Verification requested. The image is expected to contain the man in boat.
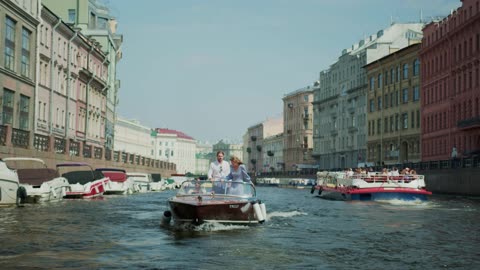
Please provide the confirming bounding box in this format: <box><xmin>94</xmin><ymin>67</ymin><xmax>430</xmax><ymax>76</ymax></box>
<box><xmin>208</xmin><ymin>151</ymin><xmax>230</xmax><ymax>193</ymax></box>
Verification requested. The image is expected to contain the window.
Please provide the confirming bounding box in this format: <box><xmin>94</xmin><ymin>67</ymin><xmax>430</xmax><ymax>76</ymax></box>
<box><xmin>403</xmin><ymin>64</ymin><xmax>409</xmax><ymax>79</ymax></box>
<box><xmin>68</xmin><ymin>9</ymin><xmax>76</xmax><ymax>23</ymax></box>
<box><xmin>21</xmin><ymin>28</ymin><xmax>31</xmax><ymax>77</ymax></box>
<box><xmin>411</xmin><ymin>111</ymin><xmax>415</xmax><ymax>129</ymax></box>
<box><xmin>377</xmin><ymin>97</ymin><xmax>382</xmax><ymax>110</ymax></box>
<box><xmin>413</xmin><ymin>86</ymin><xmax>420</xmax><ymax>101</ymax></box>
<box><xmin>403</xmin><ymin>88</ymin><xmax>409</xmax><ymax>103</ymax></box>
<box><xmin>390</xmin><ymin>68</ymin><xmax>394</xmax><ymax>83</ymax></box>
<box><xmin>395</xmin><ymin>114</ymin><xmax>399</xmax><ymax>131</ymax></box>
<box><xmin>413</xmin><ymin>59</ymin><xmax>420</xmax><ymax>76</ymax></box>
<box><xmin>4</xmin><ymin>16</ymin><xmax>16</xmax><ymax>71</ymax></box>
<box><xmin>377</xmin><ymin>119</ymin><xmax>381</xmax><ymax>134</ymax></box>
<box><xmin>397</xmin><ymin>66</ymin><xmax>400</xmax><ymax>82</ymax></box>
<box><xmin>304</xmin><ymin>95</ymin><xmax>308</xmax><ymax>102</ymax></box>
<box><xmin>378</xmin><ymin>73</ymin><xmax>382</xmax><ymax>88</ymax></box>
<box><xmin>89</xmin><ymin>12</ymin><xmax>96</xmax><ymax>29</ymax></box>
<box><xmin>390</xmin><ymin>116</ymin><xmax>394</xmax><ymax>132</ymax></box>
<box><xmin>384</xmin><ymin>118</ymin><xmax>388</xmax><ymax>133</ymax></box>
<box><xmin>19</xmin><ymin>95</ymin><xmax>30</xmax><ymax>130</ymax></box>
<box><xmin>402</xmin><ymin>113</ymin><xmax>408</xmax><ymax>129</ymax></box>
<box><xmin>369</xmin><ymin>99</ymin><xmax>374</xmax><ymax>112</ymax></box>
<box><xmin>159</xmin><ymin>150</ymin><xmax>162</xmax><ymax>156</ymax></box>
<box><xmin>370</xmin><ymin>77</ymin><xmax>374</xmax><ymax>90</ymax></box>
<box><xmin>98</xmin><ymin>17</ymin><xmax>108</xmax><ymax>29</ymax></box>
<box><xmin>2</xmin><ymin>89</ymin><xmax>14</xmax><ymax>125</ymax></box>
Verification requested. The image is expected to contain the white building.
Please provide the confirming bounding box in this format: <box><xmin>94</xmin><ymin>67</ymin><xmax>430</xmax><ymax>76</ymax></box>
<box><xmin>313</xmin><ymin>23</ymin><xmax>424</xmax><ymax>170</ymax></box>
<box><xmin>213</xmin><ymin>140</ymin><xmax>243</xmax><ymax>162</ymax></box>
<box><xmin>154</xmin><ymin>128</ymin><xmax>196</xmax><ymax>174</ymax></box>
<box><xmin>114</xmin><ymin>117</ymin><xmax>154</xmax><ymax>158</ymax></box>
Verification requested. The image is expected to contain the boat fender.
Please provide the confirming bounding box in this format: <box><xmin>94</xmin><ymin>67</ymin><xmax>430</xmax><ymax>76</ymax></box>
<box><xmin>161</xmin><ymin>211</ymin><xmax>172</xmax><ymax>226</ymax></box>
<box><xmin>16</xmin><ymin>186</ymin><xmax>27</xmax><ymax>206</ymax></box>
<box><xmin>252</xmin><ymin>201</ymin><xmax>265</xmax><ymax>223</ymax></box>
<box><xmin>259</xmin><ymin>201</ymin><xmax>267</xmax><ymax>221</ymax></box>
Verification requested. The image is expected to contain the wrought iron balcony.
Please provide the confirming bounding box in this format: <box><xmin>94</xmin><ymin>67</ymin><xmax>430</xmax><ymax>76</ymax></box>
<box><xmin>457</xmin><ymin>117</ymin><xmax>480</xmax><ymax>130</ymax></box>
<box><xmin>267</xmin><ymin>150</ymin><xmax>274</xmax><ymax>156</ymax></box>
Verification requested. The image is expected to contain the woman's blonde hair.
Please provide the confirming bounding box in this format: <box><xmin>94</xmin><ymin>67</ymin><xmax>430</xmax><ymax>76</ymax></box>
<box><xmin>230</xmin><ymin>155</ymin><xmax>243</xmax><ymax>165</ymax></box>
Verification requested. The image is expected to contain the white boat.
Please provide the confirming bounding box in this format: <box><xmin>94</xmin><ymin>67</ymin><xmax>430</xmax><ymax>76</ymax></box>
<box><xmin>126</xmin><ymin>172</ymin><xmax>152</xmax><ymax>193</ymax></box>
<box><xmin>0</xmin><ymin>159</ymin><xmax>20</xmax><ymax>206</ymax></box>
<box><xmin>57</xmin><ymin>162</ymin><xmax>110</xmax><ymax>199</ymax></box>
<box><xmin>4</xmin><ymin>158</ymin><xmax>70</xmax><ymax>203</ymax></box>
<box><xmin>150</xmin><ymin>178</ymin><xmax>165</xmax><ymax>191</ymax></box>
<box><xmin>96</xmin><ymin>168</ymin><xmax>134</xmax><ymax>195</ymax></box>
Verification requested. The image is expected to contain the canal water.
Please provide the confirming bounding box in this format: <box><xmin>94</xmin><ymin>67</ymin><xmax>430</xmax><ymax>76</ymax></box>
<box><xmin>0</xmin><ymin>187</ymin><xmax>479</xmax><ymax>269</ymax></box>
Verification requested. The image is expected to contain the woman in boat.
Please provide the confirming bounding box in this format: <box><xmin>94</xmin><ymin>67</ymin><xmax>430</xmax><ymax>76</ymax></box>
<box><xmin>225</xmin><ymin>156</ymin><xmax>252</xmax><ymax>195</ymax></box>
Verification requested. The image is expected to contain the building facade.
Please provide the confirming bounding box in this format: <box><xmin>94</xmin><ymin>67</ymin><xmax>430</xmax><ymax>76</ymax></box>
<box><xmin>420</xmin><ymin>0</ymin><xmax>480</xmax><ymax>161</ymax></box>
<box><xmin>154</xmin><ymin>128</ymin><xmax>196</xmax><ymax>174</ymax></box>
<box><xmin>245</xmin><ymin>116</ymin><xmax>283</xmax><ymax>174</ymax></box>
<box><xmin>0</xmin><ymin>0</ymin><xmax>40</xmax><ymax>136</ymax></box>
<box><xmin>283</xmin><ymin>86</ymin><xmax>314</xmax><ymax>170</ymax></box>
<box><xmin>195</xmin><ymin>141</ymin><xmax>212</xmax><ymax>175</ymax></box>
<box><xmin>43</xmin><ymin>0</ymin><xmax>123</xmax><ymax>152</ymax></box>
<box><xmin>313</xmin><ymin>23</ymin><xmax>423</xmax><ymax>170</ymax></box>
<box><xmin>365</xmin><ymin>43</ymin><xmax>422</xmax><ymax>165</ymax></box>
<box><xmin>262</xmin><ymin>133</ymin><xmax>284</xmax><ymax>172</ymax></box>
<box><xmin>114</xmin><ymin>117</ymin><xmax>154</xmax><ymax>158</ymax></box>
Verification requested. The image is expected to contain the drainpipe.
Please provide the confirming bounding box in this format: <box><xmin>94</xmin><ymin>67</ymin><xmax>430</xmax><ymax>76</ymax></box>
<box><xmin>111</xmin><ymin>46</ymin><xmax>122</xmax><ymax>150</ymax></box>
<box><xmin>100</xmin><ymin>53</ymin><xmax>109</xmax><ymax>146</ymax></box>
<box><xmin>85</xmin><ymin>44</ymin><xmax>95</xmax><ymax>141</ymax></box>
<box><xmin>34</xmin><ymin>4</ymin><xmax>43</xmax><ymax>134</ymax></box>
<box><xmin>49</xmin><ymin>19</ymin><xmax>62</xmax><ymax>135</ymax></box>
<box><xmin>65</xmin><ymin>30</ymin><xmax>78</xmax><ymax>139</ymax></box>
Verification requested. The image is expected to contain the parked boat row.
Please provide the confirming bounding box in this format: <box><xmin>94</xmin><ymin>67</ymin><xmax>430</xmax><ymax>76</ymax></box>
<box><xmin>0</xmin><ymin>158</ymin><xmax>174</xmax><ymax>207</ymax></box>
<box><xmin>312</xmin><ymin>171</ymin><xmax>432</xmax><ymax>201</ymax></box>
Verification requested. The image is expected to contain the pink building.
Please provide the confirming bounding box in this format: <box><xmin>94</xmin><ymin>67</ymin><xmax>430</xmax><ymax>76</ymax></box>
<box><xmin>420</xmin><ymin>0</ymin><xmax>480</xmax><ymax>161</ymax></box>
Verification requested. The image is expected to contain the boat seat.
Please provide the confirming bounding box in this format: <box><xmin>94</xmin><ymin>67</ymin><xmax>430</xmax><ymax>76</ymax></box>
<box><xmin>16</xmin><ymin>168</ymin><xmax>59</xmax><ymax>186</ymax></box>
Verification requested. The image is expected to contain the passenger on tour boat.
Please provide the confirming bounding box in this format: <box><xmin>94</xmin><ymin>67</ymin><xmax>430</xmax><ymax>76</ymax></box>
<box><xmin>208</xmin><ymin>151</ymin><xmax>230</xmax><ymax>181</ymax></box>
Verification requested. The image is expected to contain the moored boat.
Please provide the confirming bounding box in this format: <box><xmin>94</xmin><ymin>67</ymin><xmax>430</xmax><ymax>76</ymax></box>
<box><xmin>58</xmin><ymin>162</ymin><xmax>110</xmax><ymax>199</ymax></box>
<box><xmin>164</xmin><ymin>179</ymin><xmax>267</xmax><ymax>225</ymax></box>
<box><xmin>255</xmin><ymin>177</ymin><xmax>280</xmax><ymax>187</ymax></box>
<box><xmin>96</xmin><ymin>168</ymin><xmax>134</xmax><ymax>195</ymax></box>
<box><xmin>4</xmin><ymin>158</ymin><xmax>70</xmax><ymax>203</ymax></box>
<box><xmin>126</xmin><ymin>172</ymin><xmax>152</xmax><ymax>193</ymax></box>
<box><xmin>313</xmin><ymin>171</ymin><xmax>432</xmax><ymax>201</ymax></box>
<box><xmin>0</xmin><ymin>159</ymin><xmax>20</xmax><ymax>206</ymax></box>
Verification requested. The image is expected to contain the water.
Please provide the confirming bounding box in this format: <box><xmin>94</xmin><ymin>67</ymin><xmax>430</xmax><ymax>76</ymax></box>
<box><xmin>1</xmin><ymin>188</ymin><xmax>479</xmax><ymax>269</ymax></box>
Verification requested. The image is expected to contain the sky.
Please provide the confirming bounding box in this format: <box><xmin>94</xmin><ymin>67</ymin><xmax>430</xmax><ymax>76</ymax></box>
<box><xmin>106</xmin><ymin>0</ymin><xmax>461</xmax><ymax>143</ymax></box>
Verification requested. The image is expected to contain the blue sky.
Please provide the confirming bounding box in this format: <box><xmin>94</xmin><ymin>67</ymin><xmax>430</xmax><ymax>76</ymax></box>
<box><xmin>107</xmin><ymin>0</ymin><xmax>460</xmax><ymax>143</ymax></box>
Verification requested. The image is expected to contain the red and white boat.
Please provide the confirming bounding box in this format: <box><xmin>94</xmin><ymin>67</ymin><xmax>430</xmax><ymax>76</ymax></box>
<box><xmin>57</xmin><ymin>162</ymin><xmax>109</xmax><ymax>199</ymax></box>
<box><xmin>4</xmin><ymin>158</ymin><xmax>70</xmax><ymax>203</ymax></box>
<box><xmin>313</xmin><ymin>171</ymin><xmax>432</xmax><ymax>201</ymax></box>
<box><xmin>96</xmin><ymin>168</ymin><xmax>134</xmax><ymax>195</ymax></box>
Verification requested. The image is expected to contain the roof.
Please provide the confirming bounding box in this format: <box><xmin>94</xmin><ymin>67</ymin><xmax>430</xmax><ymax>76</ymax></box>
<box><xmin>155</xmin><ymin>128</ymin><xmax>195</xmax><ymax>140</ymax></box>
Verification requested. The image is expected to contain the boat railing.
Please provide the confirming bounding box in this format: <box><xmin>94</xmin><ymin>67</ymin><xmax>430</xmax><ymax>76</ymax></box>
<box><xmin>177</xmin><ymin>180</ymin><xmax>256</xmax><ymax>198</ymax></box>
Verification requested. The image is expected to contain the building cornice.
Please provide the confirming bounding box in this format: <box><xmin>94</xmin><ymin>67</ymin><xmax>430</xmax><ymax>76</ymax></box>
<box><xmin>4</xmin><ymin>0</ymin><xmax>40</xmax><ymax>26</ymax></box>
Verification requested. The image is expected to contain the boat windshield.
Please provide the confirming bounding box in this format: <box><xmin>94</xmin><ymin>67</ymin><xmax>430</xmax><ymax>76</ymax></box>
<box><xmin>177</xmin><ymin>180</ymin><xmax>256</xmax><ymax>198</ymax></box>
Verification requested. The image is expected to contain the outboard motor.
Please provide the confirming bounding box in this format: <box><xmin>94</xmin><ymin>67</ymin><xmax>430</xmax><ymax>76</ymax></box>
<box><xmin>161</xmin><ymin>210</ymin><xmax>172</xmax><ymax>226</ymax></box>
<box><xmin>16</xmin><ymin>186</ymin><xmax>27</xmax><ymax>206</ymax></box>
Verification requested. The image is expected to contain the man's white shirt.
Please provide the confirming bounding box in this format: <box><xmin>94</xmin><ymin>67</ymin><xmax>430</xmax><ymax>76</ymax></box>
<box><xmin>208</xmin><ymin>160</ymin><xmax>231</xmax><ymax>179</ymax></box>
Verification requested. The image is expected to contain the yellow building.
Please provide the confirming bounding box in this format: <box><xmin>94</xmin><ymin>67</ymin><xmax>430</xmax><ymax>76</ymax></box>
<box><xmin>364</xmin><ymin>43</ymin><xmax>422</xmax><ymax>165</ymax></box>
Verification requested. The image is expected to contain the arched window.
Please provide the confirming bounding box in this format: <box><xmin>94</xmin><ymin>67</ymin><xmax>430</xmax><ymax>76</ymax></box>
<box><xmin>413</xmin><ymin>59</ymin><xmax>420</xmax><ymax>76</ymax></box>
<box><xmin>403</xmin><ymin>63</ymin><xmax>409</xmax><ymax>79</ymax></box>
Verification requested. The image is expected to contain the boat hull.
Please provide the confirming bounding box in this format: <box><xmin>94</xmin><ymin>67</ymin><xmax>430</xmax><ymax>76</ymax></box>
<box><xmin>318</xmin><ymin>186</ymin><xmax>431</xmax><ymax>201</ymax></box>
<box><xmin>168</xmin><ymin>197</ymin><xmax>260</xmax><ymax>225</ymax></box>
<box><xmin>0</xmin><ymin>179</ymin><xmax>19</xmax><ymax>206</ymax></box>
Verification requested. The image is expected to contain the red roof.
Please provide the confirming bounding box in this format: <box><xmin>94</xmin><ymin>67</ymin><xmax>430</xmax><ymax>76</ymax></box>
<box><xmin>156</xmin><ymin>128</ymin><xmax>195</xmax><ymax>140</ymax></box>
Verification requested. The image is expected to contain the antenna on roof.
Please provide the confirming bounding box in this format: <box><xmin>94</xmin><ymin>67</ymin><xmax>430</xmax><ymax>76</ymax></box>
<box><xmin>420</xmin><ymin>9</ymin><xmax>423</xmax><ymax>23</ymax></box>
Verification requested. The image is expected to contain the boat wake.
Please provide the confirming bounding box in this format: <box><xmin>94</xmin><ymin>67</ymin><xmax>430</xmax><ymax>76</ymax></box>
<box><xmin>376</xmin><ymin>198</ymin><xmax>433</xmax><ymax>208</ymax></box>
<box><xmin>267</xmin><ymin>210</ymin><xmax>307</xmax><ymax>219</ymax></box>
<box><xmin>172</xmin><ymin>222</ymin><xmax>251</xmax><ymax>232</ymax></box>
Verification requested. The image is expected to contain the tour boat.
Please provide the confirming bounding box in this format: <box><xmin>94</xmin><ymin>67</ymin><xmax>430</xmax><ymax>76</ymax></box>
<box><xmin>57</xmin><ymin>162</ymin><xmax>110</xmax><ymax>199</ymax></box>
<box><xmin>313</xmin><ymin>171</ymin><xmax>432</xmax><ymax>201</ymax></box>
<box><xmin>126</xmin><ymin>172</ymin><xmax>152</xmax><ymax>193</ymax></box>
<box><xmin>96</xmin><ymin>168</ymin><xmax>134</xmax><ymax>195</ymax></box>
<box><xmin>163</xmin><ymin>179</ymin><xmax>267</xmax><ymax>225</ymax></box>
<box><xmin>3</xmin><ymin>158</ymin><xmax>70</xmax><ymax>203</ymax></box>
<box><xmin>255</xmin><ymin>177</ymin><xmax>280</xmax><ymax>187</ymax></box>
<box><xmin>0</xmin><ymin>159</ymin><xmax>20</xmax><ymax>206</ymax></box>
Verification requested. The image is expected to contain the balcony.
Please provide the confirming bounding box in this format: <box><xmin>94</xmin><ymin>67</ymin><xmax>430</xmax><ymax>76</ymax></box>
<box><xmin>457</xmin><ymin>117</ymin><xmax>480</xmax><ymax>130</ymax></box>
<box><xmin>246</xmin><ymin>147</ymin><xmax>252</xmax><ymax>153</ymax></box>
<box><xmin>256</xmin><ymin>145</ymin><xmax>262</xmax><ymax>152</ymax></box>
<box><xmin>267</xmin><ymin>150</ymin><xmax>274</xmax><ymax>157</ymax></box>
<box><xmin>251</xmin><ymin>135</ymin><xmax>257</xmax><ymax>141</ymax></box>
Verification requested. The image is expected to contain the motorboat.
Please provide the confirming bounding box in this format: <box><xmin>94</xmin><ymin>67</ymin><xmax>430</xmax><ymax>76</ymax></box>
<box><xmin>313</xmin><ymin>171</ymin><xmax>432</xmax><ymax>201</ymax></box>
<box><xmin>96</xmin><ymin>168</ymin><xmax>134</xmax><ymax>195</ymax></box>
<box><xmin>163</xmin><ymin>179</ymin><xmax>267</xmax><ymax>225</ymax></box>
<box><xmin>126</xmin><ymin>172</ymin><xmax>152</xmax><ymax>193</ymax></box>
<box><xmin>255</xmin><ymin>177</ymin><xmax>280</xmax><ymax>187</ymax></box>
<box><xmin>0</xmin><ymin>159</ymin><xmax>20</xmax><ymax>206</ymax></box>
<box><xmin>279</xmin><ymin>178</ymin><xmax>315</xmax><ymax>189</ymax></box>
<box><xmin>57</xmin><ymin>162</ymin><xmax>110</xmax><ymax>199</ymax></box>
<box><xmin>3</xmin><ymin>158</ymin><xmax>70</xmax><ymax>203</ymax></box>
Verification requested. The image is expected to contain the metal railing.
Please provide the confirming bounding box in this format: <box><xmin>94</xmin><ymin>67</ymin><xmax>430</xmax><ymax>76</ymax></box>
<box><xmin>54</xmin><ymin>137</ymin><xmax>66</xmax><ymax>154</ymax></box>
<box><xmin>34</xmin><ymin>134</ymin><xmax>49</xmax><ymax>151</ymax></box>
<box><xmin>12</xmin><ymin>128</ymin><xmax>29</xmax><ymax>148</ymax></box>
